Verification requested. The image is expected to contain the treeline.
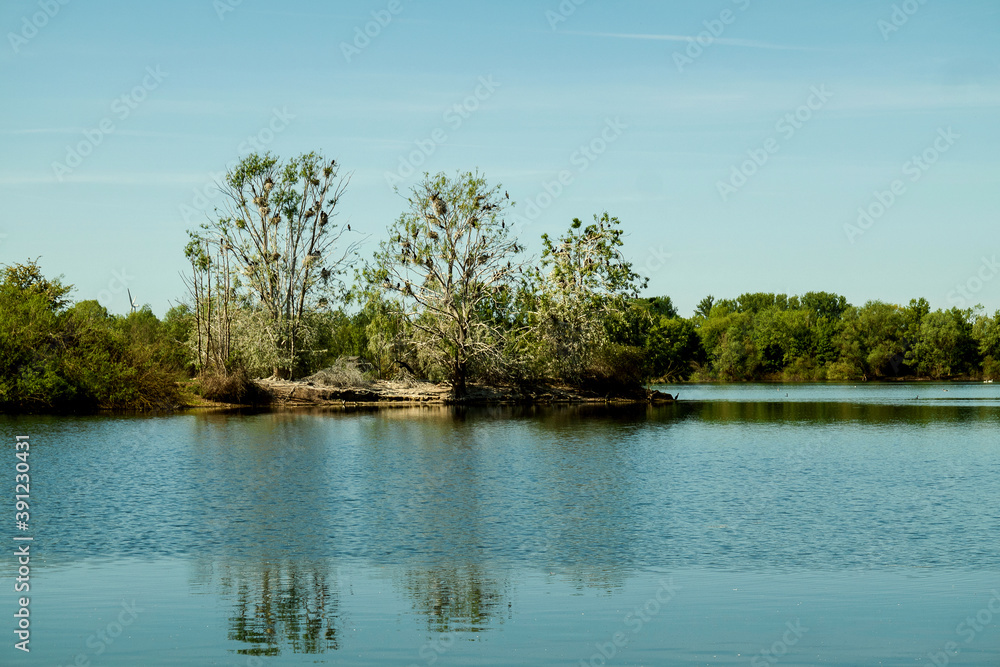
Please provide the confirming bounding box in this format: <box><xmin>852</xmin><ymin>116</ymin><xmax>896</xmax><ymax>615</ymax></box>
<box><xmin>3</xmin><ymin>152</ymin><xmax>997</xmax><ymax>411</ymax></box>
<box><xmin>0</xmin><ymin>261</ymin><xmax>189</xmax><ymax>411</ymax></box>
<box><xmin>685</xmin><ymin>293</ymin><xmax>1000</xmax><ymax>382</ymax></box>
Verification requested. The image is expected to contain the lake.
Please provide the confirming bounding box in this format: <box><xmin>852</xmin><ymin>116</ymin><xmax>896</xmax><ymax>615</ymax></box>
<box><xmin>2</xmin><ymin>383</ymin><xmax>999</xmax><ymax>665</ymax></box>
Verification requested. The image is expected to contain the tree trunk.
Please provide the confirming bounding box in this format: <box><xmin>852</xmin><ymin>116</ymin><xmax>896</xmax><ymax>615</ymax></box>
<box><xmin>452</xmin><ymin>360</ymin><xmax>467</xmax><ymax>399</ymax></box>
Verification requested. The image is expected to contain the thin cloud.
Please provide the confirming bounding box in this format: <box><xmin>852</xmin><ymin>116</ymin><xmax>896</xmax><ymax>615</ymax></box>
<box><xmin>562</xmin><ymin>30</ymin><xmax>812</xmax><ymax>51</ymax></box>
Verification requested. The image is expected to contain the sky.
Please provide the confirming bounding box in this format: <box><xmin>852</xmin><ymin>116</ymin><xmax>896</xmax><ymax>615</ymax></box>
<box><xmin>1</xmin><ymin>0</ymin><xmax>999</xmax><ymax>317</ymax></box>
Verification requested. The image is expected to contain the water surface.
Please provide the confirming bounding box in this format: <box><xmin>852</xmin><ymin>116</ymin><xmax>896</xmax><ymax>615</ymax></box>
<box><xmin>2</xmin><ymin>384</ymin><xmax>998</xmax><ymax>665</ymax></box>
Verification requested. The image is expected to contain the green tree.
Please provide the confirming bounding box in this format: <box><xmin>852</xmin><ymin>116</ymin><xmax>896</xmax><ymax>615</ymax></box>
<box><xmin>800</xmin><ymin>291</ymin><xmax>848</xmax><ymax>320</ymax></box>
<box><xmin>694</xmin><ymin>295</ymin><xmax>715</xmax><ymax>320</ymax></box>
<box><xmin>0</xmin><ymin>261</ymin><xmax>74</xmax><ymax>408</ymax></box>
<box><xmin>187</xmin><ymin>152</ymin><xmax>360</xmax><ymax>378</ymax></box>
<box><xmin>907</xmin><ymin>308</ymin><xmax>976</xmax><ymax>378</ymax></box>
<box><xmin>645</xmin><ymin>316</ymin><xmax>702</xmax><ymax>381</ymax></box>
<box><xmin>0</xmin><ymin>262</ymin><xmax>181</xmax><ymax>411</ymax></box>
<box><xmin>974</xmin><ymin>310</ymin><xmax>1000</xmax><ymax>379</ymax></box>
<box><xmin>528</xmin><ymin>213</ymin><xmax>647</xmax><ymax>384</ymax></box>
<box><xmin>833</xmin><ymin>301</ymin><xmax>909</xmax><ymax>379</ymax></box>
<box><xmin>642</xmin><ymin>295</ymin><xmax>678</xmax><ymax>319</ymax></box>
<box><xmin>713</xmin><ymin>312</ymin><xmax>760</xmax><ymax>380</ymax></box>
<box><xmin>366</xmin><ymin>171</ymin><xmax>525</xmax><ymax>396</ymax></box>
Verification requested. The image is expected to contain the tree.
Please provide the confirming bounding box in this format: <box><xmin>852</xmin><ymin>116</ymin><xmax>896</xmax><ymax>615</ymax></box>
<box><xmin>834</xmin><ymin>301</ymin><xmax>909</xmax><ymax>379</ymax></box>
<box><xmin>0</xmin><ymin>261</ymin><xmax>181</xmax><ymax>411</ymax></box>
<box><xmin>366</xmin><ymin>171</ymin><xmax>525</xmax><ymax>397</ymax></box>
<box><xmin>974</xmin><ymin>310</ymin><xmax>1000</xmax><ymax>379</ymax></box>
<box><xmin>908</xmin><ymin>308</ymin><xmax>977</xmax><ymax>378</ymax></box>
<box><xmin>643</xmin><ymin>295</ymin><xmax>678</xmax><ymax>319</ymax></box>
<box><xmin>645</xmin><ymin>316</ymin><xmax>702</xmax><ymax>381</ymax></box>
<box><xmin>529</xmin><ymin>213</ymin><xmax>647</xmax><ymax>384</ymax></box>
<box><xmin>0</xmin><ymin>260</ymin><xmax>74</xmax><ymax>408</ymax></box>
<box><xmin>187</xmin><ymin>152</ymin><xmax>360</xmax><ymax>378</ymax></box>
<box><xmin>694</xmin><ymin>295</ymin><xmax>715</xmax><ymax>320</ymax></box>
<box><xmin>800</xmin><ymin>291</ymin><xmax>848</xmax><ymax>320</ymax></box>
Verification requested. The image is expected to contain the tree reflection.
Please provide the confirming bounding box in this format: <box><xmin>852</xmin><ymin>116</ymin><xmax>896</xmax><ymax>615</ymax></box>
<box><xmin>221</xmin><ymin>560</ymin><xmax>338</xmax><ymax>656</ymax></box>
<box><xmin>395</xmin><ymin>564</ymin><xmax>508</xmax><ymax>634</ymax></box>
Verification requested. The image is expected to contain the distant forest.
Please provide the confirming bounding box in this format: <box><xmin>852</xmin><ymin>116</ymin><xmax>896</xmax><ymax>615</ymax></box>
<box><xmin>2</xmin><ymin>152</ymin><xmax>998</xmax><ymax>412</ymax></box>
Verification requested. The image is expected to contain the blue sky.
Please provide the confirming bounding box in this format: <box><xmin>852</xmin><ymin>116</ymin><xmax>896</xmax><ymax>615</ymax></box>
<box><xmin>2</xmin><ymin>0</ymin><xmax>998</xmax><ymax>316</ymax></box>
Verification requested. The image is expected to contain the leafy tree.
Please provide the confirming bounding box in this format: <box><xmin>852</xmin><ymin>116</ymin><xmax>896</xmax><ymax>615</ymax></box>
<box><xmin>907</xmin><ymin>308</ymin><xmax>977</xmax><ymax>378</ymax></box>
<box><xmin>366</xmin><ymin>171</ymin><xmax>525</xmax><ymax>396</ymax></box>
<box><xmin>735</xmin><ymin>292</ymin><xmax>788</xmax><ymax>314</ymax></box>
<box><xmin>904</xmin><ymin>298</ymin><xmax>931</xmax><ymax>335</ymax></box>
<box><xmin>800</xmin><ymin>291</ymin><xmax>848</xmax><ymax>320</ymax></box>
<box><xmin>833</xmin><ymin>301</ymin><xmax>909</xmax><ymax>379</ymax></box>
<box><xmin>974</xmin><ymin>310</ymin><xmax>1000</xmax><ymax>379</ymax></box>
<box><xmin>645</xmin><ymin>315</ymin><xmax>702</xmax><ymax>381</ymax></box>
<box><xmin>1</xmin><ymin>259</ymin><xmax>72</xmax><ymax>309</ymax></box>
<box><xmin>0</xmin><ymin>261</ymin><xmax>181</xmax><ymax>411</ymax></box>
<box><xmin>642</xmin><ymin>295</ymin><xmax>678</xmax><ymax>320</ymax></box>
<box><xmin>528</xmin><ymin>213</ymin><xmax>647</xmax><ymax>384</ymax></box>
<box><xmin>0</xmin><ymin>261</ymin><xmax>74</xmax><ymax>408</ymax></box>
<box><xmin>712</xmin><ymin>312</ymin><xmax>760</xmax><ymax>380</ymax></box>
<box><xmin>694</xmin><ymin>295</ymin><xmax>715</xmax><ymax>320</ymax></box>
<box><xmin>187</xmin><ymin>152</ymin><xmax>360</xmax><ymax>378</ymax></box>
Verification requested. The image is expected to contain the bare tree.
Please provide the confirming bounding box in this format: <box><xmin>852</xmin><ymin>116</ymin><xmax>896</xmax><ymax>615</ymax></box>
<box><xmin>367</xmin><ymin>171</ymin><xmax>525</xmax><ymax>397</ymax></box>
<box><xmin>182</xmin><ymin>233</ymin><xmax>234</xmax><ymax>372</ymax></box>
<box><xmin>187</xmin><ymin>152</ymin><xmax>360</xmax><ymax>378</ymax></box>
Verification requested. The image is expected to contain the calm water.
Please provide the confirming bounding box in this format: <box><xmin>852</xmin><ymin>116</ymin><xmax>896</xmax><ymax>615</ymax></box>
<box><xmin>2</xmin><ymin>383</ymin><xmax>999</xmax><ymax>665</ymax></box>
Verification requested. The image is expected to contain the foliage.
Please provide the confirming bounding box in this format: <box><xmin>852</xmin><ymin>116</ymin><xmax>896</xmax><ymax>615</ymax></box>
<box><xmin>526</xmin><ymin>213</ymin><xmax>648</xmax><ymax>384</ymax></box>
<box><xmin>0</xmin><ymin>261</ymin><xmax>183</xmax><ymax>411</ymax></box>
<box><xmin>644</xmin><ymin>315</ymin><xmax>702</xmax><ymax>381</ymax></box>
<box><xmin>365</xmin><ymin>171</ymin><xmax>525</xmax><ymax>396</ymax></box>
<box><xmin>835</xmin><ymin>301</ymin><xmax>910</xmax><ymax>379</ymax></box>
<box><xmin>907</xmin><ymin>308</ymin><xmax>977</xmax><ymax>378</ymax></box>
<box><xmin>185</xmin><ymin>151</ymin><xmax>360</xmax><ymax>379</ymax></box>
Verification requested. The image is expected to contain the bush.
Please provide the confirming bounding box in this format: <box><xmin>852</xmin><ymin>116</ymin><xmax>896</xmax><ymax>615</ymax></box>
<box><xmin>580</xmin><ymin>343</ymin><xmax>647</xmax><ymax>397</ymax></box>
<box><xmin>198</xmin><ymin>367</ymin><xmax>271</xmax><ymax>405</ymax></box>
<box><xmin>304</xmin><ymin>357</ymin><xmax>373</xmax><ymax>388</ymax></box>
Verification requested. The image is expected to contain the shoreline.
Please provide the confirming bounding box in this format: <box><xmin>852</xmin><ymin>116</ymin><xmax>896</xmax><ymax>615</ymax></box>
<box><xmin>252</xmin><ymin>378</ymin><xmax>678</xmax><ymax>409</ymax></box>
<box><xmin>7</xmin><ymin>377</ymin><xmax>993</xmax><ymax>415</ymax></box>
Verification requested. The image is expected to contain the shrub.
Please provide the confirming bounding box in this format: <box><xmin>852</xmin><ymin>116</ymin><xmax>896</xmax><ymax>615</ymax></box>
<box><xmin>304</xmin><ymin>357</ymin><xmax>373</xmax><ymax>388</ymax></box>
<box><xmin>198</xmin><ymin>367</ymin><xmax>271</xmax><ymax>405</ymax></box>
